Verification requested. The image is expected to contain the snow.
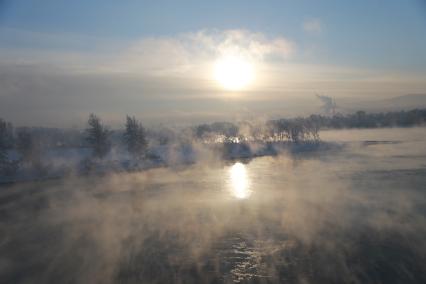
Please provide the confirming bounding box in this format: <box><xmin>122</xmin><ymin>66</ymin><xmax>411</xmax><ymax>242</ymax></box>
<box><xmin>0</xmin><ymin>141</ymin><xmax>336</xmax><ymax>184</ymax></box>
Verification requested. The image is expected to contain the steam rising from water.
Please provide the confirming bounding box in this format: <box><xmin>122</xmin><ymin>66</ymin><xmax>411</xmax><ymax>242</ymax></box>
<box><xmin>0</xmin><ymin>128</ymin><xmax>425</xmax><ymax>283</ymax></box>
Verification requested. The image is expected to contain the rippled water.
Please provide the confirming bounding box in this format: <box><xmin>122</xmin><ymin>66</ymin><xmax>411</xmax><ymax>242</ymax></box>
<box><xmin>0</xmin><ymin>128</ymin><xmax>425</xmax><ymax>283</ymax></box>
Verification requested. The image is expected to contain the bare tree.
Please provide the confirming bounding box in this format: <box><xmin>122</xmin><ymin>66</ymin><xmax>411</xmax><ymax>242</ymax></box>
<box><xmin>0</xmin><ymin>119</ymin><xmax>9</xmax><ymax>165</ymax></box>
<box><xmin>0</xmin><ymin>119</ymin><xmax>19</xmax><ymax>176</ymax></box>
<box><xmin>85</xmin><ymin>114</ymin><xmax>111</xmax><ymax>159</ymax></box>
<box><xmin>123</xmin><ymin>115</ymin><xmax>147</xmax><ymax>159</ymax></box>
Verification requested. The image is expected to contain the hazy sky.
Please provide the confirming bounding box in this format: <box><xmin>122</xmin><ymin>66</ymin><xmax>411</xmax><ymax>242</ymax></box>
<box><xmin>1</xmin><ymin>0</ymin><xmax>426</xmax><ymax>126</ymax></box>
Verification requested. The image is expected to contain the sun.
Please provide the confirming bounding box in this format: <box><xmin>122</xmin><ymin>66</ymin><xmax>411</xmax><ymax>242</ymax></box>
<box><xmin>213</xmin><ymin>55</ymin><xmax>255</xmax><ymax>91</ymax></box>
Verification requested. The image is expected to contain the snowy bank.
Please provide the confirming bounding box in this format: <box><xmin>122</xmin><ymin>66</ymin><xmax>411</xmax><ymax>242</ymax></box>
<box><xmin>0</xmin><ymin>141</ymin><xmax>340</xmax><ymax>184</ymax></box>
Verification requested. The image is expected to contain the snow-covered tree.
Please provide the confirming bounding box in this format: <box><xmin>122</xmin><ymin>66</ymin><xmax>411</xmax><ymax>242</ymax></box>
<box><xmin>123</xmin><ymin>115</ymin><xmax>147</xmax><ymax>159</ymax></box>
<box><xmin>85</xmin><ymin>114</ymin><xmax>111</xmax><ymax>158</ymax></box>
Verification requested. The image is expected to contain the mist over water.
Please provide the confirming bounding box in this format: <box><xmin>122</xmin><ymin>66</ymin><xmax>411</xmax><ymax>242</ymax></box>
<box><xmin>1</xmin><ymin>128</ymin><xmax>426</xmax><ymax>283</ymax></box>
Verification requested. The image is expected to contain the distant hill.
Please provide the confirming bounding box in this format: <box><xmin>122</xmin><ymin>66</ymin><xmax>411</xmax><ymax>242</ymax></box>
<box><xmin>378</xmin><ymin>94</ymin><xmax>426</xmax><ymax>109</ymax></box>
<box><xmin>335</xmin><ymin>94</ymin><xmax>426</xmax><ymax>114</ymax></box>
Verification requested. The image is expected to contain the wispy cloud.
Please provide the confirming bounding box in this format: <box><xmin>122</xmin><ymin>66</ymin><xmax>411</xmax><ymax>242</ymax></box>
<box><xmin>111</xmin><ymin>29</ymin><xmax>295</xmax><ymax>77</ymax></box>
<box><xmin>0</xmin><ymin>28</ymin><xmax>295</xmax><ymax>77</ymax></box>
<box><xmin>303</xmin><ymin>18</ymin><xmax>323</xmax><ymax>34</ymax></box>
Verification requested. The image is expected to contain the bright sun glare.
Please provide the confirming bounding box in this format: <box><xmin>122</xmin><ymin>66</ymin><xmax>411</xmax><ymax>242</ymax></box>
<box><xmin>229</xmin><ymin>162</ymin><xmax>251</xmax><ymax>199</ymax></box>
<box><xmin>214</xmin><ymin>55</ymin><xmax>255</xmax><ymax>91</ymax></box>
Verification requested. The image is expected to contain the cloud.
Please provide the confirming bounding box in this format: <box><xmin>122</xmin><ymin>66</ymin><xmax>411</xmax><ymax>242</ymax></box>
<box><xmin>197</xmin><ymin>29</ymin><xmax>294</xmax><ymax>59</ymax></box>
<box><xmin>0</xmin><ymin>28</ymin><xmax>295</xmax><ymax>79</ymax></box>
<box><xmin>303</xmin><ymin>18</ymin><xmax>323</xmax><ymax>34</ymax></box>
<box><xmin>114</xmin><ymin>29</ymin><xmax>294</xmax><ymax>76</ymax></box>
<box><xmin>1</xmin><ymin>27</ymin><xmax>426</xmax><ymax>126</ymax></box>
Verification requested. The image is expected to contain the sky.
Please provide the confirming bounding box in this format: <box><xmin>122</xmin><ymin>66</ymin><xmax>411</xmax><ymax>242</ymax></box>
<box><xmin>1</xmin><ymin>0</ymin><xmax>426</xmax><ymax>127</ymax></box>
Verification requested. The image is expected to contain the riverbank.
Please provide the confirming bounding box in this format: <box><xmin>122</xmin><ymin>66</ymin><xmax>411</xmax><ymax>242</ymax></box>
<box><xmin>0</xmin><ymin>141</ymin><xmax>339</xmax><ymax>185</ymax></box>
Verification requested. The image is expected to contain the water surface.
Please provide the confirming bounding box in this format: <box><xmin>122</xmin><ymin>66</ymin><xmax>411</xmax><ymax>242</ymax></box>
<box><xmin>1</xmin><ymin>128</ymin><xmax>425</xmax><ymax>283</ymax></box>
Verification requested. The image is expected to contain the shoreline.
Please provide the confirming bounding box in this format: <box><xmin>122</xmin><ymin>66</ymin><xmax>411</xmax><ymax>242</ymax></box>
<box><xmin>0</xmin><ymin>140</ymin><xmax>337</xmax><ymax>186</ymax></box>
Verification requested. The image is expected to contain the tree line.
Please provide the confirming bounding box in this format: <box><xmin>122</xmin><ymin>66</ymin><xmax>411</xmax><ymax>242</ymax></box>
<box><xmin>0</xmin><ymin>114</ymin><xmax>148</xmax><ymax>175</ymax></box>
<box><xmin>192</xmin><ymin>109</ymin><xmax>426</xmax><ymax>143</ymax></box>
<box><xmin>305</xmin><ymin>109</ymin><xmax>426</xmax><ymax>129</ymax></box>
<box><xmin>1</xmin><ymin>108</ymin><xmax>425</xmax><ymax>175</ymax></box>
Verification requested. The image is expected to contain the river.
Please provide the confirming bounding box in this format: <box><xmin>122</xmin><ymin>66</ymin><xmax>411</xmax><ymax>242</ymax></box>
<box><xmin>1</xmin><ymin>127</ymin><xmax>425</xmax><ymax>283</ymax></box>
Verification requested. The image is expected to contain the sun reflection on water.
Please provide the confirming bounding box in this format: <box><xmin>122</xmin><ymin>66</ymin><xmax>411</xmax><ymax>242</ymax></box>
<box><xmin>229</xmin><ymin>162</ymin><xmax>252</xmax><ymax>199</ymax></box>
